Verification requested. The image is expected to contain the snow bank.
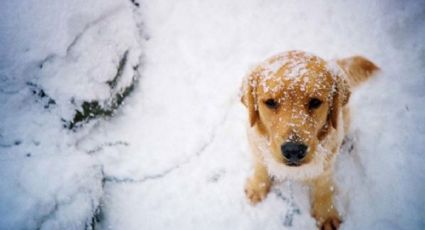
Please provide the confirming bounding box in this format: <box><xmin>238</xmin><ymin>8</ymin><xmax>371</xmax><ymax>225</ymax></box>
<box><xmin>0</xmin><ymin>0</ymin><xmax>144</xmax><ymax>228</ymax></box>
<box><xmin>0</xmin><ymin>155</ymin><xmax>102</xmax><ymax>228</ymax></box>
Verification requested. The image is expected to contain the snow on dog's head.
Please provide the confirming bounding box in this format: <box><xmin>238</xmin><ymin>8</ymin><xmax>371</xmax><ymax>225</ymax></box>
<box><xmin>242</xmin><ymin>51</ymin><xmax>350</xmax><ymax>174</ymax></box>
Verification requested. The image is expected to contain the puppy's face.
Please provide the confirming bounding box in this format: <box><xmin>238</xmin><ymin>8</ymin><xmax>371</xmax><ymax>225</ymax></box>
<box><xmin>243</xmin><ymin>51</ymin><xmax>350</xmax><ymax>167</ymax></box>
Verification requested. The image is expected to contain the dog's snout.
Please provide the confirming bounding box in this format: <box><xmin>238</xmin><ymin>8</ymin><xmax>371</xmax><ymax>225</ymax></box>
<box><xmin>281</xmin><ymin>142</ymin><xmax>308</xmax><ymax>164</ymax></box>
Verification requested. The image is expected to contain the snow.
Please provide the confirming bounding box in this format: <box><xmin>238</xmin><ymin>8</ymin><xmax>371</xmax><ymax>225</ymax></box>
<box><xmin>261</xmin><ymin>51</ymin><xmax>315</xmax><ymax>80</ymax></box>
<box><xmin>1</xmin><ymin>0</ymin><xmax>425</xmax><ymax>229</ymax></box>
<box><xmin>0</xmin><ymin>0</ymin><xmax>143</xmax><ymax>228</ymax></box>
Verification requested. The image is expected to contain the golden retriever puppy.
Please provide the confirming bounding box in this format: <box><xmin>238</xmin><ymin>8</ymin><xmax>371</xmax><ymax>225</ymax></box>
<box><xmin>241</xmin><ymin>51</ymin><xmax>379</xmax><ymax>229</ymax></box>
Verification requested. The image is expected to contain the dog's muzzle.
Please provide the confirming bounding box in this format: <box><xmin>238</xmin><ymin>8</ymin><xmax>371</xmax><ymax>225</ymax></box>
<box><xmin>281</xmin><ymin>142</ymin><xmax>308</xmax><ymax>166</ymax></box>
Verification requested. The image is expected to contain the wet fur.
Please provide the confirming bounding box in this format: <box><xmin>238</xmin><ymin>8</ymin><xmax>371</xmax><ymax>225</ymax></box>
<box><xmin>242</xmin><ymin>51</ymin><xmax>379</xmax><ymax>229</ymax></box>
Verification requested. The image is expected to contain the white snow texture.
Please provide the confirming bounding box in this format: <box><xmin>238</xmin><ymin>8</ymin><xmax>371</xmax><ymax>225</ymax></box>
<box><xmin>0</xmin><ymin>0</ymin><xmax>424</xmax><ymax>229</ymax></box>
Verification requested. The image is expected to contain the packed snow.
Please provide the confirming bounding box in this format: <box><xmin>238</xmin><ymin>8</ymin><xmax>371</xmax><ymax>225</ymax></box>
<box><xmin>0</xmin><ymin>0</ymin><xmax>424</xmax><ymax>229</ymax></box>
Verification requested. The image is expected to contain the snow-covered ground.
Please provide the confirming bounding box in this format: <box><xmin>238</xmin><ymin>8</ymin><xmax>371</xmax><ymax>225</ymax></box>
<box><xmin>1</xmin><ymin>0</ymin><xmax>424</xmax><ymax>229</ymax></box>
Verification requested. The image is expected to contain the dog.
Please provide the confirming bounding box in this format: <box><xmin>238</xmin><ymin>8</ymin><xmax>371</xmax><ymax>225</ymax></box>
<box><xmin>241</xmin><ymin>51</ymin><xmax>379</xmax><ymax>230</ymax></box>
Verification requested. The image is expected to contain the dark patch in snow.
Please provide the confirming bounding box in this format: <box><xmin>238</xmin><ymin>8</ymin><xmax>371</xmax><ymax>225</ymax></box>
<box><xmin>342</xmin><ymin>135</ymin><xmax>355</xmax><ymax>155</ymax></box>
<box><xmin>26</xmin><ymin>82</ymin><xmax>57</xmax><ymax>109</ymax></box>
<box><xmin>272</xmin><ymin>186</ymin><xmax>301</xmax><ymax>227</ymax></box>
<box><xmin>65</xmin><ymin>53</ymin><xmax>141</xmax><ymax>130</ymax></box>
<box><xmin>143</xmin><ymin>34</ymin><xmax>150</xmax><ymax>41</ymax></box>
<box><xmin>86</xmin><ymin>141</ymin><xmax>130</xmax><ymax>154</ymax></box>
<box><xmin>107</xmin><ymin>50</ymin><xmax>129</xmax><ymax>89</ymax></box>
<box><xmin>103</xmin><ymin>164</ymin><xmax>180</xmax><ymax>184</ymax></box>
<box><xmin>340</xmin><ymin>133</ymin><xmax>367</xmax><ymax>177</ymax></box>
<box><xmin>348</xmin><ymin>143</ymin><xmax>354</xmax><ymax>154</ymax></box>
<box><xmin>86</xmin><ymin>201</ymin><xmax>103</xmax><ymax>230</ymax></box>
<box><xmin>0</xmin><ymin>139</ymin><xmax>22</xmax><ymax>148</ymax></box>
<box><xmin>130</xmin><ymin>0</ymin><xmax>140</xmax><ymax>8</ymax></box>
<box><xmin>207</xmin><ymin>169</ymin><xmax>226</xmax><ymax>183</ymax></box>
<box><xmin>68</xmin><ymin>101</ymin><xmax>114</xmax><ymax>129</ymax></box>
<box><xmin>38</xmin><ymin>54</ymin><xmax>55</xmax><ymax>69</ymax></box>
<box><xmin>84</xmin><ymin>167</ymin><xmax>108</xmax><ymax>230</ymax></box>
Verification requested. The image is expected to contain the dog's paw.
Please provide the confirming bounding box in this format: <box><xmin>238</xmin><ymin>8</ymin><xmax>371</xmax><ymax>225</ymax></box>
<box><xmin>319</xmin><ymin>216</ymin><xmax>341</xmax><ymax>230</ymax></box>
<box><xmin>244</xmin><ymin>177</ymin><xmax>271</xmax><ymax>204</ymax></box>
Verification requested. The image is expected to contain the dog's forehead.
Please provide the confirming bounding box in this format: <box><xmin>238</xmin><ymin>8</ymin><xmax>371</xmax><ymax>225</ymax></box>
<box><xmin>255</xmin><ymin>51</ymin><xmax>334</xmax><ymax>98</ymax></box>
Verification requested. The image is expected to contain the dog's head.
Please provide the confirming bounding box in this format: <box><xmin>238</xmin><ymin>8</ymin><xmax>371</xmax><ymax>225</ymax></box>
<box><xmin>242</xmin><ymin>51</ymin><xmax>351</xmax><ymax>168</ymax></box>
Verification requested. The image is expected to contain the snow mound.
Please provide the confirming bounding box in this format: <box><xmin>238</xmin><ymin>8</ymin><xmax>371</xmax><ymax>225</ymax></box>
<box><xmin>0</xmin><ymin>0</ymin><xmax>144</xmax><ymax>228</ymax></box>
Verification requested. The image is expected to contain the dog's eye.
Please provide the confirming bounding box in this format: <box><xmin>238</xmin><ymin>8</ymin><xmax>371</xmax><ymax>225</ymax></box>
<box><xmin>308</xmin><ymin>98</ymin><xmax>322</xmax><ymax>110</ymax></box>
<box><xmin>264</xmin><ymin>99</ymin><xmax>279</xmax><ymax>109</ymax></box>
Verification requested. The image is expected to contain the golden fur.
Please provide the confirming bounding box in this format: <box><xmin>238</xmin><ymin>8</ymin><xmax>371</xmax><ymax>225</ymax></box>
<box><xmin>241</xmin><ymin>51</ymin><xmax>379</xmax><ymax>230</ymax></box>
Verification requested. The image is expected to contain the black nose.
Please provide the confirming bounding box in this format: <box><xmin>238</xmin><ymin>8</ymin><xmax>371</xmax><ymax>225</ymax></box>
<box><xmin>281</xmin><ymin>142</ymin><xmax>308</xmax><ymax>162</ymax></box>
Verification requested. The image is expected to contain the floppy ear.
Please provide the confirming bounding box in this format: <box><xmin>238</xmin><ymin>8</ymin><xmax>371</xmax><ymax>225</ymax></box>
<box><xmin>330</xmin><ymin>76</ymin><xmax>351</xmax><ymax>129</ymax></box>
<box><xmin>241</xmin><ymin>71</ymin><xmax>259</xmax><ymax>127</ymax></box>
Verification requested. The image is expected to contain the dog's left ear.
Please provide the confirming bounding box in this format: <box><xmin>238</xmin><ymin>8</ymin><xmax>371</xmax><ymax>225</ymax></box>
<box><xmin>330</xmin><ymin>72</ymin><xmax>351</xmax><ymax>130</ymax></box>
<box><xmin>241</xmin><ymin>70</ymin><xmax>260</xmax><ymax>127</ymax></box>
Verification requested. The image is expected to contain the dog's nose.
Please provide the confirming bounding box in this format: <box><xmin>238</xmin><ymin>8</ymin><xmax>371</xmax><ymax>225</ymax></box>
<box><xmin>281</xmin><ymin>142</ymin><xmax>308</xmax><ymax>163</ymax></box>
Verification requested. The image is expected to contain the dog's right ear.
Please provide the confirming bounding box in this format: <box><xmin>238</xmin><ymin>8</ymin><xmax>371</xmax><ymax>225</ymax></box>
<box><xmin>241</xmin><ymin>70</ymin><xmax>259</xmax><ymax>127</ymax></box>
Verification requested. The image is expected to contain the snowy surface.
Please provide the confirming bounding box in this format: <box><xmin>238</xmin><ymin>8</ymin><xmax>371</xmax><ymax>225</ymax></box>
<box><xmin>1</xmin><ymin>0</ymin><xmax>425</xmax><ymax>229</ymax></box>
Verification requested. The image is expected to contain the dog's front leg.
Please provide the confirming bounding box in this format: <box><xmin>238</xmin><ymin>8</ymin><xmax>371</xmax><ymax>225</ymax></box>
<box><xmin>244</xmin><ymin>151</ymin><xmax>271</xmax><ymax>204</ymax></box>
<box><xmin>310</xmin><ymin>170</ymin><xmax>341</xmax><ymax>230</ymax></box>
